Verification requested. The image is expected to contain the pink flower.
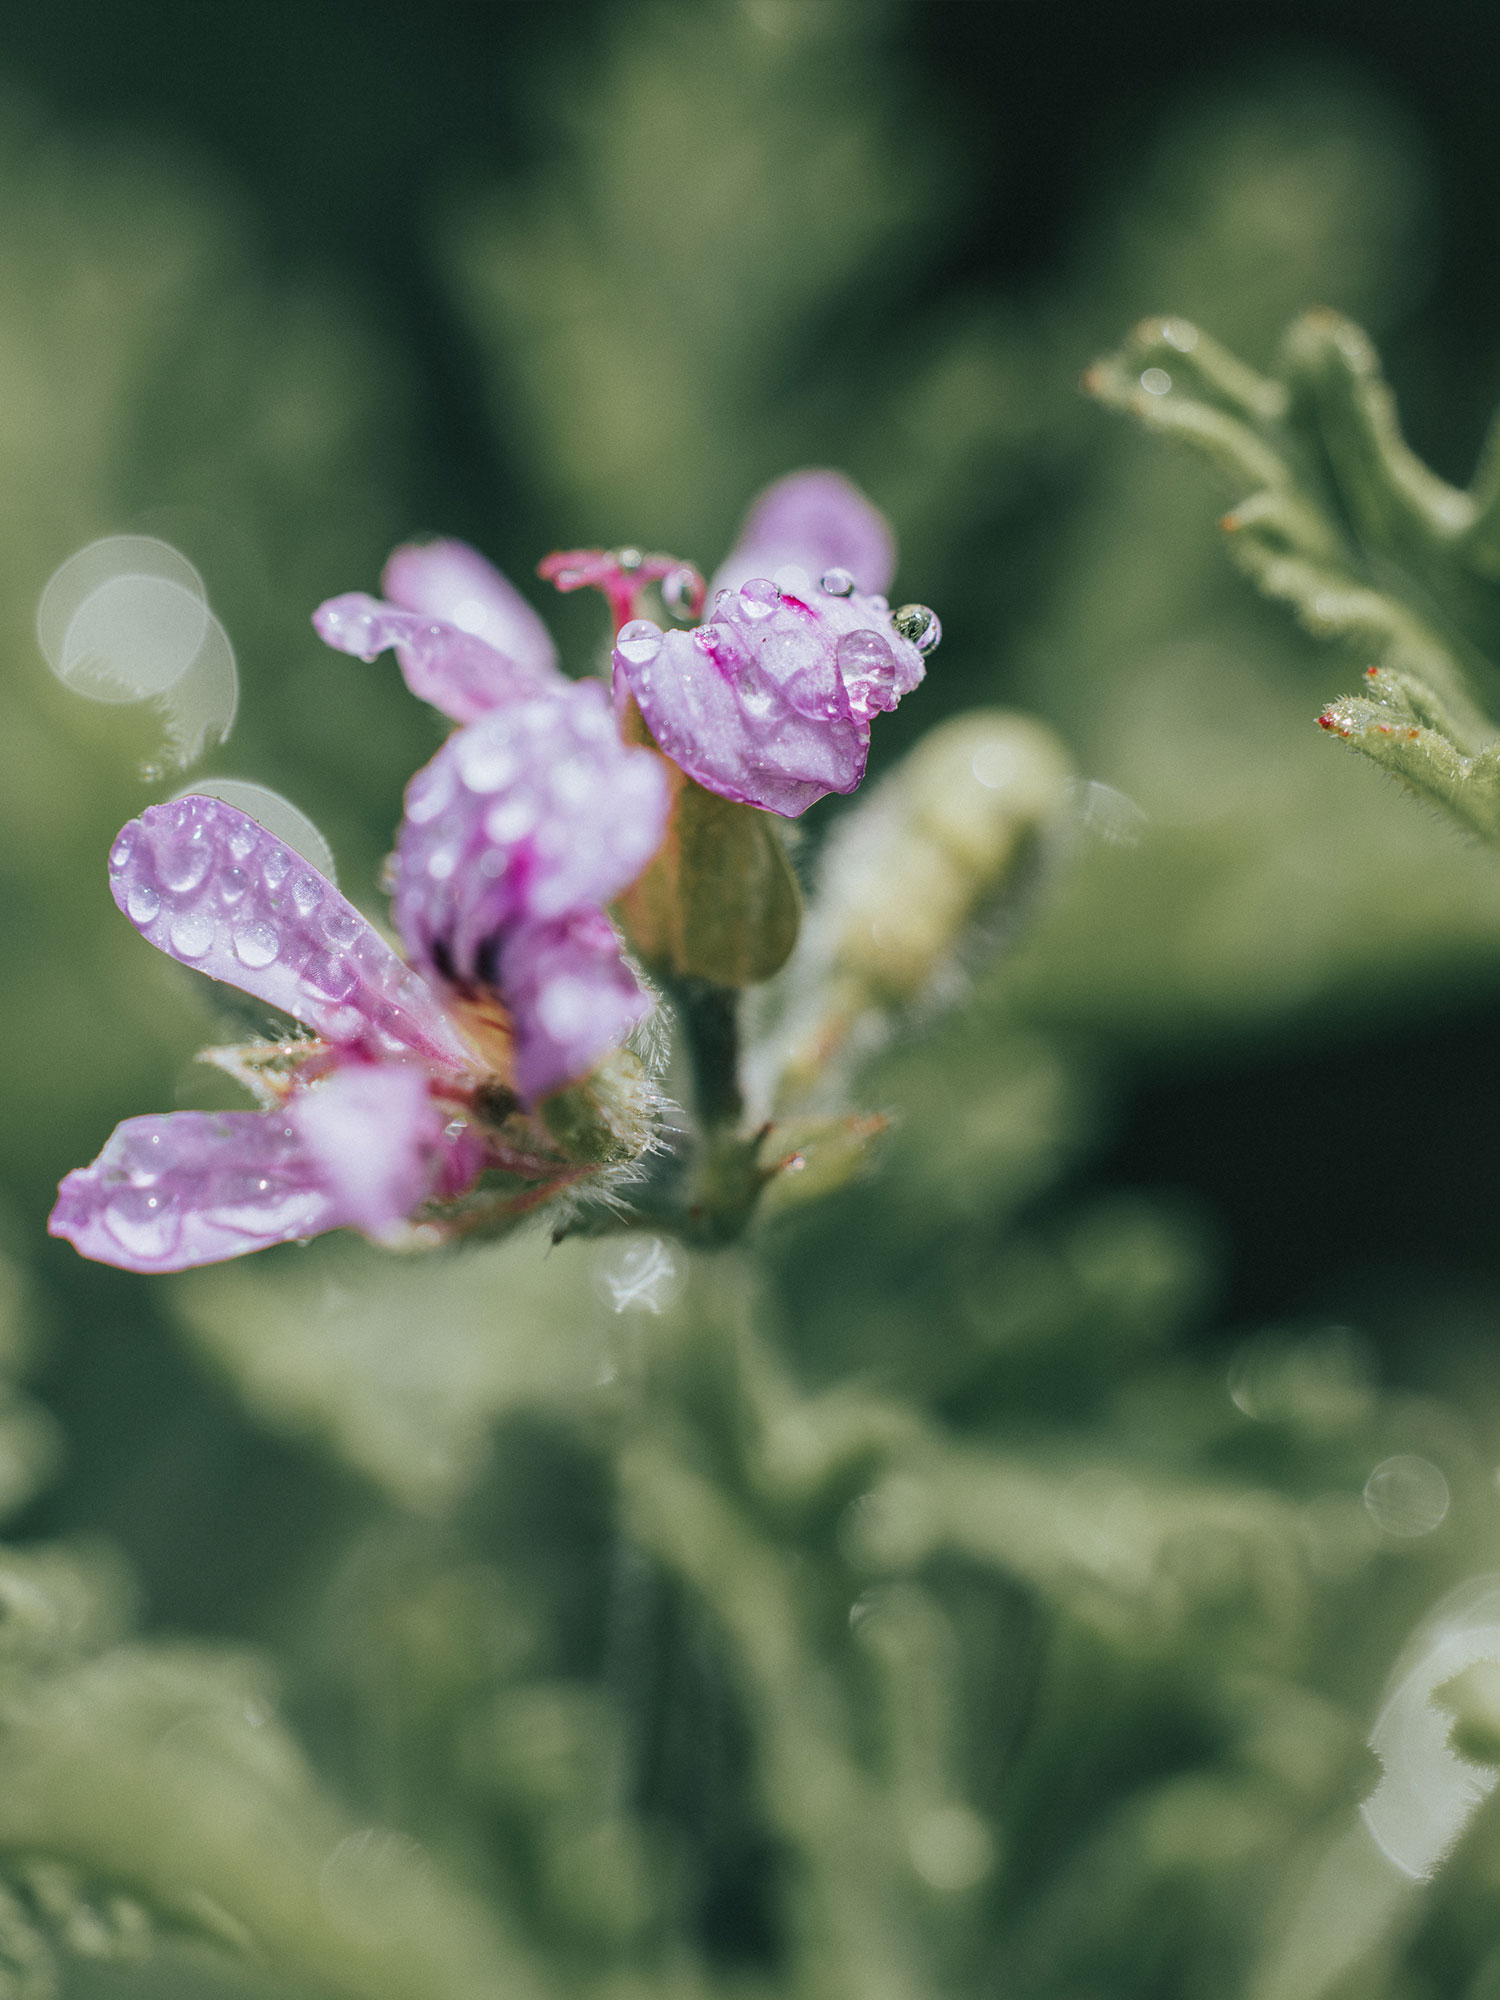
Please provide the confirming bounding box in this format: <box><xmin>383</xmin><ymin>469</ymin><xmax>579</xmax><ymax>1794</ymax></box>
<box><xmin>611</xmin><ymin>470</ymin><xmax>940</xmax><ymax>817</ymax></box>
<box><xmin>315</xmin><ymin>540</ymin><xmax>673</xmax><ymax>1102</ymax></box>
<box><xmin>389</xmin><ymin>683</ymin><xmax>670</xmax><ymax>1102</ymax></box>
<box><xmin>50</xmin><ymin>796</ymin><xmax>491</xmax><ymax>1273</ymax></box>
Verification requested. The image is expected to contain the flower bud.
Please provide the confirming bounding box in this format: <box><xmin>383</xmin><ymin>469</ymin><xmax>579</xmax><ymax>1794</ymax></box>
<box><xmin>817</xmin><ymin>710</ymin><xmax>1072</xmax><ymax>1005</ymax></box>
<box><xmin>756</xmin><ymin>711</ymin><xmax>1071</xmax><ymax>1115</ymax></box>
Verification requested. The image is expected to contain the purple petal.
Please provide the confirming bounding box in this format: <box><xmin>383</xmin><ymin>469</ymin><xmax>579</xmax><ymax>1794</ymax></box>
<box><xmin>381</xmin><ymin>538</ymin><xmax>558</xmax><ymax>681</ymax></box>
<box><xmin>49</xmin><ymin>1108</ymin><xmax>343</xmax><ymax>1272</ymax></box>
<box><xmin>392</xmin><ymin>681</ymin><xmax>671</xmax><ymax>988</ymax></box>
<box><xmin>500</xmin><ymin>910</ymin><xmax>653</xmax><ymax>1104</ymax></box>
<box><xmin>713</xmin><ymin>470</ymin><xmax>896</xmax><ymax>599</ymax></box>
<box><xmin>49</xmin><ymin>1066</ymin><xmax>467</xmax><ymax>1272</ymax></box>
<box><xmin>110</xmin><ymin>798</ymin><xmax>476</xmax><ymax>1074</ymax></box>
<box><xmin>313</xmin><ymin>593</ymin><xmax>560</xmax><ymax>725</ymax></box>
<box><xmin>288</xmin><ymin>1063</ymin><xmax>446</xmax><ymax>1236</ymax></box>
<box><xmin>614</xmin><ymin>572</ymin><xmax>925</xmax><ymax>817</ymax></box>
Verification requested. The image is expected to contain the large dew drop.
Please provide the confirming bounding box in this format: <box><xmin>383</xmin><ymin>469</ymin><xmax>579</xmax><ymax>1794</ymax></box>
<box><xmin>616</xmin><ymin>619</ymin><xmax>664</xmax><ymax>667</ymax></box>
<box><xmin>37</xmin><ymin>535</ymin><xmax>239</xmax><ymax>773</ymax></box>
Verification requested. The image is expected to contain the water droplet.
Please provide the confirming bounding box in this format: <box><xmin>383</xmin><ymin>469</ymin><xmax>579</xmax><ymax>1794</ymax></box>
<box><xmin>616</xmin><ymin>618</ymin><xmax>663</xmax><ymax>667</ymax></box>
<box><xmin>262</xmin><ymin>847</ymin><xmax>290</xmax><ymax>890</ymax></box>
<box><xmin>485</xmin><ymin>797</ymin><xmax>536</xmax><ymax>845</ymax></box>
<box><xmin>104</xmin><ymin>1187</ymin><xmax>182</xmax><ymax>1261</ymax></box>
<box><xmin>662</xmin><ymin>565</ymin><xmax>703</xmax><ymax>620</ymax></box>
<box><xmin>218</xmin><ymin>866</ymin><xmax>250</xmax><ymax>905</ymax></box>
<box><xmin>1140</xmin><ymin>367</ymin><xmax>1172</xmax><ymax>396</ymax></box>
<box><xmin>615</xmin><ymin>546</ymin><xmax>643</xmax><ymax>572</ymax></box>
<box><xmin>820</xmin><ymin>567</ymin><xmax>855</xmax><ymax>597</ymax></box>
<box><xmin>291</xmin><ymin>874</ymin><xmax>323</xmax><ymax>917</ymax></box>
<box><xmin>738</xmin><ymin>578</ymin><xmax>782</xmax><ymax>620</ymax></box>
<box><xmin>110</xmin><ymin>828</ymin><xmax>137</xmax><ymax>870</ymax></box>
<box><xmin>158</xmin><ymin>828</ymin><xmax>212</xmax><ymax>893</ymax></box>
<box><xmin>454</xmin><ymin>733</ymin><xmax>517</xmax><ymax>794</ymax></box>
<box><xmin>404</xmin><ymin>763</ymin><xmax>456</xmax><ymax>824</ymax></box>
<box><xmin>125</xmin><ymin>883</ymin><xmax>161</xmax><ymax>925</ymax></box>
<box><xmin>1365</xmin><ymin>1455</ymin><xmax>1449</xmax><ymax>1538</ymax></box>
<box><xmin>892</xmin><ymin>604</ymin><xmax>942</xmax><ymax>654</ymax></box>
<box><xmin>219</xmin><ymin>1186</ymin><xmax>323</xmax><ymax>1238</ymax></box>
<box><xmin>169</xmin><ymin>909</ymin><xmax>215</xmax><ymax>958</ymax></box>
<box><xmin>234</xmin><ymin>921</ymin><xmax>280</xmax><ymax>969</ymax></box>
<box><xmin>323</xmin><ymin>905</ymin><xmax>361</xmax><ymax>946</ymax></box>
<box><xmin>551</xmin><ymin>756</ymin><xmax>593</xmax><ymax>806</ymax></box>
<box><xmin>837</xmin><ymin>629</ymin><xmax>895</xmax><ymax>681</ymax></box>
<box><xmin>227</xmin><ymin>822</ymin><xmax>257</xmax><ymax>861</ymax></box>
<box><xmin>301</xmin><ymin>950</ymin><xmax>358</xmax><ymax>1002</ymax></box>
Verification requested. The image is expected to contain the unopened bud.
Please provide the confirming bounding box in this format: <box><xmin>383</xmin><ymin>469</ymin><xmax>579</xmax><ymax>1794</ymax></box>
<box><xmin>754</xmin><ymin>712</ymin><xmax>1071</xmax><ymax>1114</ymax></box>
<box><xmin>820</xmin><ymin>711</ymin><xmax>1071</xmax><ymax>1004</ymax></box>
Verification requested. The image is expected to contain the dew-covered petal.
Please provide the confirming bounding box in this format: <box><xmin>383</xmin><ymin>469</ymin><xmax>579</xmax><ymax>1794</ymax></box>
<box><xmin>499</xmin><ymin>910</ymin><xmax>654</xmax><ymax>1105</ymax></box>
<box><xmin>288</xmin><ymin>1063</ymin><xmax>448</xmax><ymax>1236</ymax></box>
<box><xmin>110</xmin><ymin>798</ymin><xmax>475</xmax><ymax>1074</ymax></box>
<box><xmin>48</xmin><ymin>1064</ymin><xmax>470</xmax><ymax>1273</ymax></box>
<box><xmin>614</xmin><ymin>570</ymin><xmax>925</xmax><ymax>817</ymax></box>
<box><xmin>712</xmin><ymin>469</ymin><xmax>896</xmax><ymax>599</ymax></box>
<box><xmin>49</xmin><ymin>1109</ymin><xmax>344</xmax><ymax>1272</ymax></box>
<box><xmin>312</xmin><ymin>593</ymin><xmax>560</xmax><ymax>725</ymax></box>
<box><xmin>391</xmin><ymin>681</ymin><xmax>671</xmax><ymax>988</ymax></box>
<box><xmin>381</xmin><ymin>538</ymin><xmax>558</xmax><ymax>681</ymax></box>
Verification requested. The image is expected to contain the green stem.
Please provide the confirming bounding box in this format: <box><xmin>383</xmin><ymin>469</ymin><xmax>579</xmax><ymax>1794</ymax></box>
<box><xmin>671</xmin><ymin>977</ymin><xmax>744</xmax><ymax>1132</ymax></box>
<box><xmin>618</xmin><ymin>1424</ymin><xmax>933</xmax><ymax>2000</ymax></box>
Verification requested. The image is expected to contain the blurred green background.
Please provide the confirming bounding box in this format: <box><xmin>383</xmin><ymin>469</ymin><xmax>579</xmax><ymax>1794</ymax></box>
<box><xmin>8</xmin><ymin>2</ymin><xmax>1500</xmax><ymax>1996</ymax></box>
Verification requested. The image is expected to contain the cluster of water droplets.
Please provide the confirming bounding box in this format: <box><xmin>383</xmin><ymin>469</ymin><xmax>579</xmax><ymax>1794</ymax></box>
<box><xmin>111</xmin><ymin>798</ymin><xmax>465</xmax><ymax>1070</ymax></box>
<box><xmin>171</xmin><ymin>779</ymin><xmax>338</xmax><ymax>885</ymax></box>
<box><xmin>37</xmin><ymin>536</ymin><xmax>238</xmax><ymax>775</ymax></box>
<box><xmin>84</xmin><ymin>1111</ymin><xmax>325</xmax><ymax>1266</ymax></box>
<box><xmin>617</xmin><ymin>564</ymin><xmax>939</xmax><ymax>724</ymax></box>
<box><xmin>393</xmin><ymin>684</ymin><xmax>668</xmax><ymax>988</ymax></box>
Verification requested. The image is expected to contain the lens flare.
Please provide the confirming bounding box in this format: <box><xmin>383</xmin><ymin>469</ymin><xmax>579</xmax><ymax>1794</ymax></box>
<box><xmin>37</xmin><ymin>535</ymin><xmax>239</xmax><ymax>773</ymax></box>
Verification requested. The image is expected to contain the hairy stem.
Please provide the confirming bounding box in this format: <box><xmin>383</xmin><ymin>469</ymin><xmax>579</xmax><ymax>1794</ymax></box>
<box><xmin>672</xmin><ymin>977</ymin><xmax>745</xmax><ymax>1132</ymax></box>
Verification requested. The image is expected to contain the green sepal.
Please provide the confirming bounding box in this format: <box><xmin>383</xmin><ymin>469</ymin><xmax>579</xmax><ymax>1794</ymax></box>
<box><xmin>755</xmin><ymin>1114</ymin><xmax>889</xmax><ymax>1224</ymax></box>
<box><xmin>539</xmin><ymin>1047</ymin><xmax>658</xmax><ymax>1166</ymax></box>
